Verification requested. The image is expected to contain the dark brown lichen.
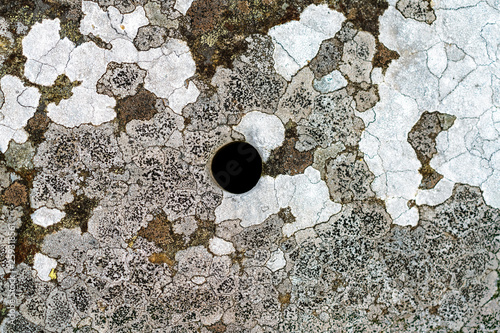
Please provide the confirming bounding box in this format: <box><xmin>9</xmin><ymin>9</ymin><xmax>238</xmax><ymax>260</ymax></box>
<box><xmin>182</xmin><ymin>0</ymin><xmax>316</xmax><ymax>82</ymax></box>
<box><xmin>115</xmin><ymin>87</ymin><xmax>159</xmax><ymax>131</ymax></box>
<box><xmin>408</xmin><ymin>111</ymin><xmax>456</xmax><ymax>189</ymax></box>
<box><xmin>206</xmin><ymin>321</ymin><xmax>227</xmax><ymax>333</ymax></box>
<box><xmin>373</xmin><ymin>39</ymin><xmax>400</xmax><ymax>74</ymax></box>
<box><xmin>15</xmin><ymin>194</ymin><xmax>98</xmax><ymax>265</ymax></box>
<box><xmin>61</xmin><ymin>194</ymin><xmax>99</xmax><ymax>233</ymax></box>
<box><xmin>263</xmin><ymin>121</ymin><xmax>314</xmax><ymax>177</ymax></box>
<box><xmin>1</xmin><ymin>181</ymin><xmax>29</xmax><ymax>207</ymax></box>
<box><xmin>277</xmin><ymin>207</ymin><xmax>296</xmax><ymax>225</ymax></box>
<box><xmin>328</xmin><ymin>0</ymin><xmax>388</xmax><ymax>37</ymax></box>
<box><xmin>138</xmin><ymin>212</ymin><xmax>215</xmax><ymax>266</ymax></box>
<box><xmin>25</xmin><ymin>112</ymin><xmax>50</xmax><ymax>146</ymax></box>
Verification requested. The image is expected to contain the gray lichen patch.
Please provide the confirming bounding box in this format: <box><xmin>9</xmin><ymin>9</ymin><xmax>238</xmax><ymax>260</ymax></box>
<box><xmin>90</xmin><ymin>0</ymin><xmax>144</xmax><ymax>14</ymax></box>
<box><xmin>339</xmin><ymin>30</ymin><xmax>376</xmax><ymax>84</ymax></box>
<box><xmin>396</xmin><ymin>0</ymin><xmax>436</xmax><ymax>24</ymax></box>
<box><xmin>212</xmin><ymin>59</ymin><xmax>287</xmax><ymax>121</ymax></box>
<box><xmin>133</xmin><ymin>24</ymin><xmax>168</xmax><ymax>51</ymax></box>
<box><xmin>276</xmin><ymin>67</ymin><xmax>319</xmax><ymax>124</ymax></box>
<box><xmin>2</xmin><ymin>0</ymin><xmax>500</xmax><ymax>331</ymax></box>
<box><xmin>4</xmin><ymin>141</ymin><xmax>35</xmax><ymax>172</ymax></box>
<box><xmin>309</xmin><ymin>36</ymin><xmax>344</xmax><ymax>80</ymax></box>
<box><xmin>296</xmin><ymin>88</ymin><xmax>365</xmax><ymax>151</ymax></box>
<box><xmin>408</xmin><ymin>111</ymin><xmax>456</xmax><ymax>189</ymax></box>
<box><xmin>324</xmin><ymin>150</ymin><xmax>375</xmax><ymax>203</ymax></box>
<box><xmin>96</xmin><ymin>62</ymin><xmax>147</xmax><ymax>99</ymax></box>
<box><xmin>349</xmin><ymin>82</ymin><xmax>379</xmax><ymax>112</ymax></box>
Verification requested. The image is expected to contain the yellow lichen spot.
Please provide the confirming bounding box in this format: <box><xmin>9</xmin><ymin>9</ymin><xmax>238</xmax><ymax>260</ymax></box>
<box><xmin>120</xmin><ymin>25</ymin><xmax>125</xmax><ymax>30</ymax></box>
<box><xmin>127</xmin><ymin>235</ymin><xmax>137</xmax><ymax>248</ymax></box>
<box><xmin>49</xmin><ymin>268</ymin><xmax>57</xmax><ymax>280</ymax></box>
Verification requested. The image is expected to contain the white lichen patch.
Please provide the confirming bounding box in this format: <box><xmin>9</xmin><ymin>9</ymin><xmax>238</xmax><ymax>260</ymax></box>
<box><xmin>22</xmin><ymin>19</ymin><xmax>74</xmax><ymax>86</ymax></box>
<box><xmin>208</xmin><ymin>236</ymin><xmax>235</xmax><ymax>256</ymax></box>
<box><xmin>359</xmin><ymin>84</ymin><xmax>422</xmax><ymax>226</ymax></box>
<box><xmin>22</xmin><ymin>4</ymin><xmax>196</xmax><ymax>128</ymax></box>
<box><xmin>359</xmin><ymin>1</ymin><xmax>500</xmax><ymax>227</ymax></box>
<box><xmin>0</xmin><ymin>75</ymin><xmax>41</xmax><ymax>153</ymax></box>
<box><xmin>313</xmin><ymin>70</ymin><xmax>348</xmax><ymax>93</ymax></box>
<box><xmin>31</xmin><ymin>207</ymin><xmax>66</xmax><ymax>228</ymax></box>
<box><xmin>138</xmin><ymin>39</ymin><xmax>197</xmax><ymax>99</ymax></box>
<box><xmin>233</xmin><ymin>111</ymin><xmax>285</xmax><ymax>161</ymax></box>
<box><xmin>80</xmin><ymin>1</ymin><xmax>148</xmax><ymax>42</ymax></box>
<box><xmin>168</xmin><ymin>81</ymin><xmax>200</xmax><ymax>114</ymax></box>
<box><xmin>266</xmin><ymin>248</ymin><xmax>286</xmax><ymax>272</ymax></box>
<box><xmin>174</xmin><ymin>0</ymin><xmax>195</xmax><ymax>15</ymax></box>
<box><xmin>33</xmin><ymin>253</ymin><xmax>57</xmax><ymax>282</ymax></box>
<box><xmin>215</xmin><ymin>166</ymin><xmax>341</xmax><ymax>236</ymax></box>
<box><xmin>269</xmin><ymin>4</ymin><xmax>345</xmax><ymax>80</ymax></box>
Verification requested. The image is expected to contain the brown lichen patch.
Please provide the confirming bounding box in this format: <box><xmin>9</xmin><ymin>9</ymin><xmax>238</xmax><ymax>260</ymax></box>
<box><xmin>137</xmin><ymin>212</ymin><xmax>215</xmax><ymax>265</ymax></box>
<box><xmin>148</xmin><ymin>252</ymin><xmax>175</xmax><ymax>266</ymax></box>
<box><xmin>408</xmin><ymin>111</ymin><xmax>456</xmax><ymax>189</ymax></box>
<box><xmin>15</xmin><ymin>194</ymin><xmax>98</xmax><ymax>265</ymax></box>
<box><xmin>328</xmin><ymin>0</ymin><xmax>389</xmax><ymax>37</ymax></box>
<box><xmin>206</xmin><ymin>321</ymin><xmax>227</xmax><ymax>333</ymax></box>
<box><xmin>138</xmin><ymin>212</ymin><xmax>184</xmax><ymax>250</ymax></box>
<box><xmin>419</xmin><ymin>163</ymin><xmax>443</xmax><ymax>190</ymax></box>
<box><xmin>429</xmin><ymin>304</ymin><xmax>439</xmax><ymax>315</ymax></box>
<box><xmin>1</xmin><ymin>181</ymin><xmax>28</xmax><ymax>207</ymax></box>
<box><xmin>230</xmin><ymin>248</ymin><xmax>246</xmax><ymax>269</ymax></box>
<box><xmin>189</xmin><ymin>218</ymin><xmax>216</xmax><ymax>247</ymax></box>
<box><xmin>277</xmin><ymin>207</ymin><xmax>296</xmax><ymax>225</ymax></box>
<box><xmin>182</xmin><ymin>0</ymin><xmax>315</xmax><ymax>81</ymax></box>
<box><xmin>36</xmin><ymin>74</ymin><xmax>81</xmax><ymax>112</ymax></box>
<box><xmin>25</xmin><ymin>112</ymin><xmax>50</xmax><ymax>146</ymax></box>
<box><xmin>60</xmin><ymin>194</ymin><xmax>99</xmax><ymax>233</ymax></box>
<box><xmin>278</xmin><ymin>292</ymin><xmax>291</xmax><ymax>308</ymax></box>
<box><xmin>15</xmin><ymin>214</ymin><xmax>46</xmax><ymax>265</ymax></box>
<box><xmin>115</xmin><ymin>87</ymin><xmax>158</xmax><ymax>131</ymax></box>
<box><xmin>263</xmin><ymin>121</ymin><xmax>314</xmax><ymax>177</ymax></box>
<box><xmin>373</xmin><ymin>39</ymin><xmax>400</xmax><ymax>74</ymax></box>
<box><xmin>23</xmin><ymin>75</ymin><xmax>79</xmax><ymax>145</ymax></box>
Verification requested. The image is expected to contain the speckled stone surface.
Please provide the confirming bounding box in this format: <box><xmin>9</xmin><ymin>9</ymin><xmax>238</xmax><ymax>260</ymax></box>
<box><xmin>0</xmin><ymin>0</ymin><xmax>500</xmax><ymax>332</ymax></box>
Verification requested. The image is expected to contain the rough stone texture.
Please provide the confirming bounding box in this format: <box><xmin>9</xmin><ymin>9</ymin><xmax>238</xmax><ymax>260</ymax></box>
<box><xmin>1</xmin><ymin>1</ymin><xmax>500</xmax><ymax>332</ymax></box>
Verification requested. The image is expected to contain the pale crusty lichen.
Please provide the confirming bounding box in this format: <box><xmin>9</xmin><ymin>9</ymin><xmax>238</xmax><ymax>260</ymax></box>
<box><xmin>1</xmin><ymin>0</ymin><xmax>500</xmax><ymax>332</ymax></box>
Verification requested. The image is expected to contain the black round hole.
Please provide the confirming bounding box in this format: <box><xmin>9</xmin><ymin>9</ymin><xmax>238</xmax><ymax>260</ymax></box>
<box><xmin>211</xmin><ymin>141</ymin><xmax>262</xmax><ymax>194</ymax></box>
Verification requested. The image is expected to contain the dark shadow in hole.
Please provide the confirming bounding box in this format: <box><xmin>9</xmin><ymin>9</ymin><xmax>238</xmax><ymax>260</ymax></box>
<box><xmin>211</xmin><ymin>141</ymin><xmax>262</xmax><ymax>194</ymax></box>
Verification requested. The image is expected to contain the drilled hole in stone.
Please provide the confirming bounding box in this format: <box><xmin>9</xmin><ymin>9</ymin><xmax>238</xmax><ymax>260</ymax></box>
<box><xmin>211</xmin><ymin>141</ymin><xmax>262</xmax><ymax>194</ymax></box>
